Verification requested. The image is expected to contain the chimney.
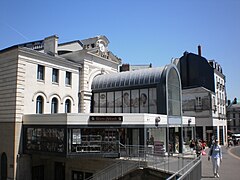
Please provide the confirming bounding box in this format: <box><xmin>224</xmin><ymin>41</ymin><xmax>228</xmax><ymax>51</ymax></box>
<box><xmin>198</xmin><ymin>45</ymin><xmax>202</xmax><ymax>56</ymax></box>
<box><xmin>120</xmin><ymin>64</ymin><xmax>130</xmax><ymax>72</ymax></box>
<box><xmin>44</xmin><ymin>35</ymin><xmax>58</xmax><ymax>56</ymax></box>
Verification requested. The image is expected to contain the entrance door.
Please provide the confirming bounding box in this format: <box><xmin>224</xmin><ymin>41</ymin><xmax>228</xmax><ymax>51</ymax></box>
<box><xmin>1</xmin><ymin>153</ymin><xmax>7</xmax><ymax>180</ymax></box>
<box><xmin>55</xmin><ymin>162</ymin><xmax>65</xmax><ymax>180</ymax></box>
<box><xmin>32</xmin><ymin>165</ymin><xmax>44</xmax><ymax>180</ymax></box>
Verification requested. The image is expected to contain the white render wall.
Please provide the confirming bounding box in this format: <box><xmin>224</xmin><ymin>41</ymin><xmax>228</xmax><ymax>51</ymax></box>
<box><xmin>79</xmin><ymin>57</ymin><xmax>119</xmax><ymax>113</ymax></box>
<box><xmin>19</xmin><ymin>49</ymin><xmax>79</xmax><ymax>115</ymax></box>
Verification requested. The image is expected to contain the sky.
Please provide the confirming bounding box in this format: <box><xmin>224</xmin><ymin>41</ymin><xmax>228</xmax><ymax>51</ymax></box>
<box><xmin>0</xmin><ymin>0</ymin><xmax>239</xmax><ymax>100</ymax></box>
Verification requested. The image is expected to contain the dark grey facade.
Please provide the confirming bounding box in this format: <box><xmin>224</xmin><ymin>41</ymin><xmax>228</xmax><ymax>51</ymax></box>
<box><xmin>175</xmin><ymin>52</ymin><xmax>215</xmax><ymax>92</ymax></box>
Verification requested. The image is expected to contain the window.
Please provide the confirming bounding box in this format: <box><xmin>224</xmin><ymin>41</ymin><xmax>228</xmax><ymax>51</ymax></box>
<box><xmin>99</xmin><ymin>92</ymin><xmax>107</xmax><ymax>113</ymax></box>
<box><xmin>72</xmin><ymin>171</ymin><xmax>93</xmax><ymax>180</ymax></box>
<box><xmin>66</xmin><ymin>71</ymin><xmax>72</xmax><ymax>85</ymax></box>
<box><xmin>65</xmin><ymin>99</ymin><xmax>71</xmax><ymax>113</ymax></box>
<box><xmin>51</xmin><ymin>97</ymin><xmax>58</xmax><ymax>114</ymax></box>
<box><xmin>52</xmin><ymin>68</ymin><xmax>59</xmax><ymax>83</ymax></box>
<box><xmin>1</xmin><ymin>153</ymin><xmax>7</xmax><ymax>180</ymax></box>
<box><xmin>195</xmin><ymin>97</ymin><xmax>202</xmax><ymax>107</ymax></box>
<box><xmin>168</xmin><ymin>68</ymin><xmax>181</xmax><ymax>116</ymax></box>
<box><xmin>37</xmin><ymin>65</ymin><xmax>44</xmax><ymax>80</ymax></box>
<box><xmin>36</xmin><ymin>96</ymin><xmax>44</xmax><ymax>114</ymax></box>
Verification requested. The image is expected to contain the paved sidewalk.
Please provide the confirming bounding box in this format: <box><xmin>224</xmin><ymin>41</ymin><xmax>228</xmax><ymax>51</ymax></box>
<box><xmin>201</xmin><ymin>146</ymin><xmax>240</xmax><ymax>180</ymax></box>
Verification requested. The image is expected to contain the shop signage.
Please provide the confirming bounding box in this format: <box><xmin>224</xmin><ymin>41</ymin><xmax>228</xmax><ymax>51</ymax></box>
<box><xmin>89</xmin><ymin>116</ymin><xmax>123</xmax><ymax>122</ymax></box>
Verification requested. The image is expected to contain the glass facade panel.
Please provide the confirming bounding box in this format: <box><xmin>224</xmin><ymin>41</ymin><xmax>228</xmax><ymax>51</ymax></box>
<box><xmin>131</xmin><ymin>89</ymin><xmax>139</xmax><ymax>113</ymax></box>
<box><xmin>114</xmin><ymin>91</ymin><xmax>122</xmax><ymax>113</ymax></box>
<box><xmin>140</xmin><ymin>89</ymin><xmax>149</xmax><ymax>113</ymax></box>
<box><xmin>149</xmin><ymin>88</ymin><xmax>157</xmax><ymax>114</ymax></box>
<box><xmin>168</xmin><ymin>68</ymin><xmax>181</xmax><ymax>116</ymax></box>
<box><xmin>99</xmin><ymin>93</ymin><xmax>106</xmax><ymax>113</ymax></box>
<box><xmin>92</xmin><ymin>88</ymin><xmax>157</xmax><ymax>114</ymax></box>
<box><xmin>123</xmin><ymin>91</ymin><xmax>130</xmax><ymax>113</ymax></box>
<box><xmin>107</xmin><ymin>92</ymin><xmax>114</xmax><ymax>113</ymax></box>
<box><xmin>93</xmin><ymin>93</ymin><xmax>99</xmax><ymax>113</ymax></box>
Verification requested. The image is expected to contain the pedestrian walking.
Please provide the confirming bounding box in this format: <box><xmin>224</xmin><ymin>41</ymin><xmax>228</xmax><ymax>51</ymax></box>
<box><xmin>195</xmin><ymin>139</ymin><xmax>202</xmax><ymax>157</ymax></box>
<box><xmin>208</xmin><ymin>139</ymin><xmax>222</xmax><ymax>178</ymax></box>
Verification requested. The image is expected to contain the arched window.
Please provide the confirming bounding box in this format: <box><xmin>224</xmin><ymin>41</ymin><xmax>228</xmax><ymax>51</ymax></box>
<box><xmin>167</xmin><ymin>67</ymin><xmax>181</xmax><ymax>116</ymax></box>
<box><xmin>1</xmin><ymin>152</ymin><xmax>7</xmax><ymax>180</ymax></box>
<box><xmin>65</xmin><ymin>99</ymin><xmax>71</xmax><ymax>113</ymax></box>
<box><xmin>51</xmin><ymin>97</ymin><xmax>58</xmax><ymax>114</ymax></box>
<box><xmin>36</xmin><ymin>96</ymin><xmax>44</xmax><ymax>114</ymax></box>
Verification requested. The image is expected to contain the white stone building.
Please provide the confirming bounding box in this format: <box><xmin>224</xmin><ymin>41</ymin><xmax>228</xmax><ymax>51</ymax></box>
<box><xmin>0</xmin><ymin>35</ymin><xmax>121</xmax><ymax>179</ymax></box>
<box><xmin>0</xmin><ymin>35</ymin><xmax>195</xmax><ymax>180</ymax></box>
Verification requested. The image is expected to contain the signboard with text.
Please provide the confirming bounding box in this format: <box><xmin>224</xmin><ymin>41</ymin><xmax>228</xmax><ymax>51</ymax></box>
<box><xmin>89</xmin><ymin>116</ymin><xmax>123</xmax><ymax>122</ymax></box>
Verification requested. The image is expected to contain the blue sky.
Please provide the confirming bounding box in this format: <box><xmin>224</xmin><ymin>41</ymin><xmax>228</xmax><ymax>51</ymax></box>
<box><xmin>0</xmin><ymin>0</ymin><xmax>239</xmax><ymax>100</ymax></box>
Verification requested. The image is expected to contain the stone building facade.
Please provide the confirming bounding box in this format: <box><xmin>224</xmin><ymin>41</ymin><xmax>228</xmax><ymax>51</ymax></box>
<box><xmin>0</xmin><ymin>35</ymin><xmax>121</xmax><ymax>180</ymax></box>
<box><xmin>174</xmin><ymin>50</ymin><xmax>227</xmax><ymax>145</ymax></box>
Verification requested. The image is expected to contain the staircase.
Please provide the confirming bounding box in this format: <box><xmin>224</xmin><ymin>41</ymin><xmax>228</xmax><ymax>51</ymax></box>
<box><xmin>86</xmin><ymin>160</ymin><xmax>146</xmax><ymax>180</ymax></box>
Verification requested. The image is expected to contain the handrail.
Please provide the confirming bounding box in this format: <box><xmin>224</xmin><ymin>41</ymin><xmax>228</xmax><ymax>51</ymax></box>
<box><xmin>166</xmin><ymin>156</ymin><xmax>201</xmax><ymax>180</ymax></box>
<box><xmin>85</xmin><ymin>160</ymin><xmax>142</xmax><ymax>180</ymax></box>
<box><xmin>86</xmin><ymin>145</ymin><xmax>199</xmax><ymax>180</ymax></box>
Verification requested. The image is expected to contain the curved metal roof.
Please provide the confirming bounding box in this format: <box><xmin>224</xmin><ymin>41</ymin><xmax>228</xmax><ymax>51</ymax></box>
<box><xmin>91</xmin><ymin>66</ymin><xmax>167</xmax><ymax>90</ymax></box>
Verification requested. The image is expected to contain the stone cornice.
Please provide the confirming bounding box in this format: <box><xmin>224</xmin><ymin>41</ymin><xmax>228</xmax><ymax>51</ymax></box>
<box><xmin>18</xmin><ymin>47</ymin><xmax>81</xmax><ymax>70</ymax></box>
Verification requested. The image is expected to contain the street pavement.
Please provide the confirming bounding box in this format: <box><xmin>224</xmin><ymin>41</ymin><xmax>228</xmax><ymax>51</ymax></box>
<box><xmin>201</xmin><ymin>146</ymin><xmax>240</xmax><ymax>180</ymax></box>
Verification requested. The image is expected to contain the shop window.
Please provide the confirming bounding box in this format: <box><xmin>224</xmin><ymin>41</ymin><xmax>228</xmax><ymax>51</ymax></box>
<box><xmin>36</xmin><ymin>96</ymin><xmax>44</xmax><ymax>114</ymax></box>
<box><xmin>65</xmin><ymin>99</ymin><xmax>71</xmax><ymax>113</ymax></box>
<box><xmin>25</xmin><ymin>127</ymin><xmax>65</xmax><ymax>153</ymax></box>
<box><xmin>37</xmin><ymin>65</ymin><xmax>45</xmax><ymax>80</ymax></box>
<box><xmin>51</xmin><ymin>97</ymin><xmax>58</xmax><ymax>114</ymax></box>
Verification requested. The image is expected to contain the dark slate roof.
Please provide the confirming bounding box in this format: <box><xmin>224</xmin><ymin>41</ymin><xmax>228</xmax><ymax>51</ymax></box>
<box><xmin>91</xmin><ymin>66</ymin><xmax>166</xmax><ymax>90</ymax></box>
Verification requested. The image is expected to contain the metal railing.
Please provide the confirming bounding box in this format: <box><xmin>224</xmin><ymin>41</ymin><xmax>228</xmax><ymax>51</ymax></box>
<box><xmin>85</xmin><ymin>160</ymin><xmax>145</xmax><ymax>180</ymax></box>
<box><xmin>166</xmin><ymin>156</ymin><xmax>202</xmax><ymax>180</ymax></box>
<box><xmin>86</xmin><ymin>145</ymin><xmax>201</xmax><ymax>180</ymax></box>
